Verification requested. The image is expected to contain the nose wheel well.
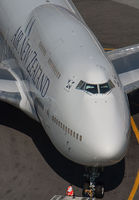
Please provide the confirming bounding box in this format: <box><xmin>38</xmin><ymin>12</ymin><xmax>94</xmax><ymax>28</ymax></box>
<box><xmin>82</xmin><ymin>167</ymin><xmax>104</xmax><ymax>199</ymax></box>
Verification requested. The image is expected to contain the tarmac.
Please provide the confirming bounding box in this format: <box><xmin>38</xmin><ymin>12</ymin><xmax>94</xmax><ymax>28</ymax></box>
<box><xmin>113</xmin><ymin>0</ymin><xmax>139</xmax><ymax>10</ymax></box>
<box><xmin>0</xmin><ymin>0</ymin><xmax>138</xmax><ymax>199</ymax></box>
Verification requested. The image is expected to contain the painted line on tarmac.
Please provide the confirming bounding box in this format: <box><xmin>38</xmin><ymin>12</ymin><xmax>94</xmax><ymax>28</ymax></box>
<box><xmin>129</xmin><ymin>117</ymin><xmax>139</xmax><ymax>199</ymax></box>
<box><xmin>128</xmin><ymin>170</ymin><xmax>139</xmax><ymax>200</ymax></box>
<box><xmin>131</xmin><ymin>116</ymin><xmax>139</xmax><ymax>144</ymax></box>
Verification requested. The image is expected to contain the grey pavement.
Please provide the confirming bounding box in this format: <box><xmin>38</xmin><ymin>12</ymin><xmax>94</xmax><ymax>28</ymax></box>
<box><xmin>113</xmin><ymin>0</ymin><xmax>139</xmax><ymax>10</ymax></box>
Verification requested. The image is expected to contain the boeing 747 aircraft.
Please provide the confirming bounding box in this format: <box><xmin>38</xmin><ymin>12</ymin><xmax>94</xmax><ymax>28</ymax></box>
<box><xmin>0</xmin><ymin>0</ymin><xmax>139</xmax><ymax>198</ymax></box>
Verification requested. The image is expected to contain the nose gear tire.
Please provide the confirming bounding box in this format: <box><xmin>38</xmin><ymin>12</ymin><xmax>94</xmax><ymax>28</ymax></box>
<box><xmin>95</xmin><ymin>184</ymin><xmax>104</xmax><ymax>198</ymax></box>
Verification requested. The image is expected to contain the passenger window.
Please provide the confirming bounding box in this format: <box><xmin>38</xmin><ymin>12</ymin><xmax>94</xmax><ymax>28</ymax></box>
<box><xmin>65</xmin><ymin>127</ymin><xmax>67</xmax><ymax>132</ymax></box>
<box><xmin>60</xmin><ymin>122</ymin><xmax>63</xmax><ymax>128</ymax></box>
<box><xmin>73</xmin><ymin>132</ymin><xmax>75</xmax><ymax>137</ymax></box>
<box><xmin>70</xmin><ymin>130</ymin><xmax>72</xmax><ymax>136</ymax></box>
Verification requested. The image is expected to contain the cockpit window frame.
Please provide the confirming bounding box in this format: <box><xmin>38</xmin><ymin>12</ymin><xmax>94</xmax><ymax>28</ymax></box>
<box><xmin>76</xmin><ymin>79</ymin><xmax>115</xmax><ymax>95</ymax></box>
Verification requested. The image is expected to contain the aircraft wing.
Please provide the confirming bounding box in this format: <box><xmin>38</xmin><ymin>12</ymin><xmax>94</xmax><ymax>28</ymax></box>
<box><xmin>107</xmin><ymin>44</ymin><xmax>139</xmax><ymax>94</ymax></box>
<box><xmin>0</xmin><ymin>60</ymin><xmax>21</xmax><ymax>107</ymax></box>
<box><xmin>0</xmin><ymin>58</ymin><xmax>38</xmax><ymax>120</ymax></box>
<box><xmin>0</xmin><ymin>58</ymin><xmax>26</xmax><ymax>107</ymax></box>
<box><xmin>0</xmin><ymin>58</ymin><xmax>33</xmax><ymax>114</ymax></box>
<box><xmin>0</xmin><ymin>34</ymin><xmax>37</xmax><ymax>120</ymax></box>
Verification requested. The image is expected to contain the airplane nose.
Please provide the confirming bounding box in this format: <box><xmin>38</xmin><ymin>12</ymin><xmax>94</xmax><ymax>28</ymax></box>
<box><xmin>64</xmin><ymin>89</ymin><xmax>130</xmax><ymax>167</ymax></box>
<box><xmin>77</xmin><ymin>91</ymin><xmax>130</xmax><ymax>167</ymax></box>
<box><xmin>84</xmin><ymin>126</ymin><xmax>130</xmax><ymax>167</ymax></box>
<box><xmin>96</xmin><ymin>139</ymin><xmax>126</xmax><ymax>164</ymax></box>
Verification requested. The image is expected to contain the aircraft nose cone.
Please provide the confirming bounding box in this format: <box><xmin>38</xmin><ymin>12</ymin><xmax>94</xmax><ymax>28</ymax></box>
<box><xmin>98</xmin><ymin>141</ymin><xmax>126</xmax><ymax>163</ymax></box>
<box><xmin>85</xmin><ymin>130</ymin><xmax>129</xmax><ymax>166</ymax></box>
<box><xmin>81</xmin><ymin>92</ymin><xmax>130</xmax><ymax>166</ymax></box>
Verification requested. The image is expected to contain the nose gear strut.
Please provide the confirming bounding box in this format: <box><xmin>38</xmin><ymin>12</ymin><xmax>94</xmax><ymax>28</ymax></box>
<box><xmin>82</xmin><ymin>167</ymin><xmax>104</xmax><ymax>199</ymax></box>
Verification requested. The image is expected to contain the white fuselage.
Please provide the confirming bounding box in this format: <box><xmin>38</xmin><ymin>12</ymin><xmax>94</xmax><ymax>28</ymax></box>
<box><xmin>0</xmin><ymin>0</ymin><xmax>131</xmax><ymax>167</ymax></box>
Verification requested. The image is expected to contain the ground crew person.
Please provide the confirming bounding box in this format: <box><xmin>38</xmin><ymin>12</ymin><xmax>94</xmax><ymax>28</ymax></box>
<box><xmin>66</xmin><ymin>185</ymin><xmax>74</xmax><ymax>197</ymax></box>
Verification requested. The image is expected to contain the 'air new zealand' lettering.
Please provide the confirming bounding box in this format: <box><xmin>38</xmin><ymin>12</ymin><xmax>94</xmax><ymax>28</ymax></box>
<box><xmin>11</xmin><ymin>24</ymin><xmax>50</xmax><ymax>97</ymax></box>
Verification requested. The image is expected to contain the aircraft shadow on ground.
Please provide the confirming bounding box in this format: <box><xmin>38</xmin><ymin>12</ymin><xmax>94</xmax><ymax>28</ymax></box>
<box><xmin>0</xmin><ymin>89</ymin><xmax>138</xmax><ymax>191</ymax></box>
<box><xmin>128</xmin><ymin>89</ymin><xmax>139</xmax><ymax>115</ymax></box>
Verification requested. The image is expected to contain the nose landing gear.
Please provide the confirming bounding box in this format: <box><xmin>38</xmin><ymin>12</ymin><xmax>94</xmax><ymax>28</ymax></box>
<box><xmin>82</xmin><ymin>167</ymin><xmax>104</xmax><ymax>199</ymax></box>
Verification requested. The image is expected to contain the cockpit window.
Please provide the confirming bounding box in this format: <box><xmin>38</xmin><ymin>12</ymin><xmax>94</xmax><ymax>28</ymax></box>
<box><xmin>99</xmin><ymin>80</ymin><xmax>114</xmax><ymax>94</ymax></box>
<box><xmin>76</xmin><ymin>80</ymin><xmax>114</xmax><ymax>95</ymax></box>
<box><xmin>76</xmin><ymin>80</ymin><xmax>85</xmax><ymax>90</ymax></box>
<box><xmin>76</xmin><ymin>81</ymin><xmax>98</xmax><ymax>94</ymax></box>
<box><xmin>85</xmin><ymin>84</ymin><xmax>98</xmax><ymax>94</ymax></box>
<box><xmin>99</xmin><ymin>83</ymin><xmax>110</xmax><ymax>93</ymax></box>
